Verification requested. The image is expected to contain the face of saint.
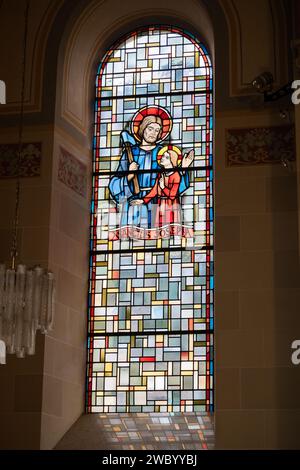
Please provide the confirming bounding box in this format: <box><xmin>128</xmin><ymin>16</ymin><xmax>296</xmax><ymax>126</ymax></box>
<box><xmin>160</xmin><ymin>151</ymin><xmax>172</xmax><ymax>168</ymax></box>
<box><xmin>143</xmin><ymin>122</ymin><xmax>161</xmax><ymax>144</ymax></box>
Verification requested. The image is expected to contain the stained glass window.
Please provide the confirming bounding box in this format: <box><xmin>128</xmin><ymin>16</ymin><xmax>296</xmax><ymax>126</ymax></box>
<box><xmin>87</xmin><ymin>26</ymin><xmax>213</xmax><ymax>413</ymax></box>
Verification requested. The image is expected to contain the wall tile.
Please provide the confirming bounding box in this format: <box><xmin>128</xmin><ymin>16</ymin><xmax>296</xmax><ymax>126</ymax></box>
<box><xmin>215</xmin><ymin>368</ymin><xmax>241</xmax><ymax>409</ymax></box>
<box><xmin>66</xmin><ymin>308</ymin><xmax>87</xmax><ymax>348</ymax></box>
<box><xmin>14</xmin><ymin>375</ymin><xmax>43</xmax><ymax>412</ymax></box>
<box><xmin>0</xmin><ymin>333</ymin><xmax>44</xmax><ymax>378</ymax></box>
<box><xmin>59</xmin><ymin>195</ymin><xmax>89</xmax><ymax>244</ymax></box>
<box><xmin>216</xmin><ymin>329</ymin><xmax>264</xmax><ymax>368</ymax></box>
<box><xmin>215</xmin><ymin>410</ymin><xmax>265</xmax><ymax>449</ymax></box>
<box><xmin>47</xmin><ymin>302</ymin><xmax>69</xmax><ymax>343</ymax></box>
<box><xmin>215</xmin><ymin>291</ymin><xmax>239</xmax><ymax>329</ymax></box>
<box><xmin>215</xmin><ymin>252</ymin><xmax>241</xmax><ymax>290</ymax></box>
<box><xmin>0</xmin><ymin>375</ymin><xmax>15</xmax><ymax>412</ymax></box>
<box><xmin>265</xmin><ymin>410</ymin><xmax>300</xmax><ymax>449</ymax></box>
<box><xmin>21</xmin><ymin>226</ymin><xmax>49</xmax><ymax>260</ymax></box>
<box><xmin>239</xmin><ymin>251</ymin><xmax>274</xmax><ymax>289</ymax></box>
<box><xmin>19</xmin><ymin>186</ymin><xmax>51</xmax><ymax>226</ymax></box>
<box><xmin>43</xmin><ymin>337</ymin><xmax>55</xmax><ymax>377</ymax></box>
<box><xmin>215</xmin><ymin>216</ymin><xmax>240</xmax><ymax>251</ymax></box>
<box><xmin>40</xmin><ymin>412</ymin><xmax>75</xmax><ymax>450</ymax></box>
<box><xmin>57</xmin><ymin>268</ymin><xmax>88</xmax><ymax>311</ymax></box>
<box><xmin>273</xmin><ymin>250</ymin><xmax>300</xmax><ymax>288</ymax></box>
<box><xmin>215</xmin><ymin>177</ymin><xmax>240</xmax><ymax>215</ymax></box>
<box><xmin>62</xmin><ymin>381</ymin><xmax>85</xmax><ymax>422</ymax></box>
<box><xmin>0</xmin><ymin>227</ymin><xmax>22</xmax><ymax>263</ymax></box>
<box><xmin>239</xmin><ymin>288</ymin><xmax>300</xmax><ymax>330</ymax></box>
<box><xmin>237</xmin><ymin>177</ymin><xmax>267</xmax><ymax>214</ymax></box>
<box><xmin>266</xmin><ymin>175</ymin><xmax>298</xmax><ymax>212</ymax></box>
<box><xmin>0</xmin><ymin>412</ymin><xmax>41</xmax><ymax>449</ymax></box>
<box><xmin>49</xmin><ymin>229</ymin><xmax>89</xmax><ymax>281</ymax></box>
<box><xmin>42</xmin><ymin>375</ymin><xmax>63</xmax><ymax>417</ymax></box>
<box><xmin>52</xmin><ymin>341</ymin><xmax>86</xmax><ymax>385</ymax></box>
<box><xmin>240</xmin><ymin>212</ymin><xmax>299</xmax><ymax>252</ymax></box>
<box><xmin>241</xmin><ymin>368</ymin><xmax>300</xmax><ymax>409</ymax></box>
<box><xmin>0</xmin><ymin>187</ymin><xmax>18</xmax><ymax>228</ymax></box>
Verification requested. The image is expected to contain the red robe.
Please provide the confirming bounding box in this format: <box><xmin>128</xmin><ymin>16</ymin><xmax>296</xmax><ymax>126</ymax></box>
<box><xmin>143</xmin><ymin>171</ymin><xmax>181</xmax><ymax>227</ymax></box>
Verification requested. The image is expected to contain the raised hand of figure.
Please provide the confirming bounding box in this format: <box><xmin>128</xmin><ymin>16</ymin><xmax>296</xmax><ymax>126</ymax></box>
<box><xmin>130</xmin><ymin>199</ymin><xmax>144</xmax><ymax>206</ymax></box>
<box><xmin>181</xmin><ymin>149</ymin><xmax>194</xmax><ymax>169</ymax></box>
<box><xmin>159</xmin><ymin>175</ymin><xmax>165</xmax><ymax>189</ymax></box>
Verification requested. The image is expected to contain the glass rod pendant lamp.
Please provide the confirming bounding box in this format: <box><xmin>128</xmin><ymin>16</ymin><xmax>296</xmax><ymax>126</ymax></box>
<box><xmin>0</xmin><ymin>0</ymin><xmax>55</xmax><ymax>360</ymax></box>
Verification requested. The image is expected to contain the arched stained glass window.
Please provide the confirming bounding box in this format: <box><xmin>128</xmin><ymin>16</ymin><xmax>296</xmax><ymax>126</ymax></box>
<box><xmin>87</xmin><ymin>26</ymin><xmax>214</xmax><ymax>413</ymax></box>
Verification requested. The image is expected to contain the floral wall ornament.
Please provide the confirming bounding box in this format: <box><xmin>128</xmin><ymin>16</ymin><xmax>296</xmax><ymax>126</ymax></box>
<box><xmin>226</xmin><ymin>125</ymin><xmax>296</xmax><ymax>167</ymax></box>
<box><xmin>0</xmin><ymin>142</ymin><xmax>41</xmax><ymax>178</ymax></box>
<box><xmin>58</xmin><ymin>146</ymin><xmax>87</xmax><ymax>197</ymax></box>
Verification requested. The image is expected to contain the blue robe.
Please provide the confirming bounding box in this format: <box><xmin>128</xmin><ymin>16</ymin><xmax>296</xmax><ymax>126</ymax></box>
<box><xmin>109</xmin><ymin>143</ymin><xmax>189</xmax><ymax>228</ymax></box>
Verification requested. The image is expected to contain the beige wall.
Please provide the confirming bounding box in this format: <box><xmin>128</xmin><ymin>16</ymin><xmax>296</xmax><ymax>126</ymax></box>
<box><xmin>0</xmin><ymin>0</ymin><xmax>63</xmax><ymax>114</ymax></box>
<box><xmin>219</xmin><ymin>0</ymin><xmax>288</xmax><ymax>96</ymax></box>
<box><xmin>0</xmin><ymin>126</ymin><xmax>53</xmax><ymax>449</ymax></box>
<box><xmin>0</xmin><ymin>0</ymin><xmax>299</xmax><ymax>450</ymax></box>
<box><xmin>215</xmin><ymin>109</ymin><xmax>300</xmax><ymax>449</ymax></box>
<box><xmin>40</xmin><ymin>127</ymin><xmax>91</xmax><ymax>449</ymax></box>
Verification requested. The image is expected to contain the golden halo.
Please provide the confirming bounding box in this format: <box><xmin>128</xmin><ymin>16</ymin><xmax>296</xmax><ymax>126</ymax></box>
<box><xmin>157</xmin><ymin>145</ymin><xmax>183</xmax><ymax>166</ymax></box>
<box><xmin>131</xmin><ymin>106</ymin><xmax>173</xmax><ymax>143</ymax></box>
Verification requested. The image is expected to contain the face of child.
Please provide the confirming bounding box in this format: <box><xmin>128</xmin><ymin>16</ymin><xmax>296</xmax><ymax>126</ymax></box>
<box><xmin>160</xmin><ymin>151</ymin><xmax>171</xmax><ymax>167</ymax></box>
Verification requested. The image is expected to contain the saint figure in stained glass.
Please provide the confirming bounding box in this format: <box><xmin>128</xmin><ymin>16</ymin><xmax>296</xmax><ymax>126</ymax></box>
<box><xmin>108</xmin><ymin>105</ymin><xmax>194</xmax><ymax>235</ymax></box>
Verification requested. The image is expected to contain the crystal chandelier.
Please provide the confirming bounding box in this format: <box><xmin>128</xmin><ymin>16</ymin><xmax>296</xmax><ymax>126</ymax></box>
<box><xmin>0</xmin><ymin>0</ymin><xmax>55</xmax><ymax>361</ymax></box>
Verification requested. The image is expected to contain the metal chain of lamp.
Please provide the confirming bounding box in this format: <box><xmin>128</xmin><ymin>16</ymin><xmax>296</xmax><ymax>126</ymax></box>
<box><xmin>0</xmin><ymin>0</ymin><xmax>55</xmax><ymax>360</ymax></box>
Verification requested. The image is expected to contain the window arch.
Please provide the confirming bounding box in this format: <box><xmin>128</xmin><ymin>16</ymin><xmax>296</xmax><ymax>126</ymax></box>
<box><xmin>87</xmin><ymin>25</ymin><xmax>213</xmax><ymax>413</ymax></box>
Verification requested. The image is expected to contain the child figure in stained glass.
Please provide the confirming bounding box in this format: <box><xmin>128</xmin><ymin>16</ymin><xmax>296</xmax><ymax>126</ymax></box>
<box><xmin>131</xmin><ymin>146</ymin><xmax>183</xmax><ymax>228</ymax></box>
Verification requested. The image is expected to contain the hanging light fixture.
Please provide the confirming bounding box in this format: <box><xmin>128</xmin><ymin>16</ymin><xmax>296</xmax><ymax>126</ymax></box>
<box><xmin>0</xmin><ymin>0</ymin><xmax>55</xmax><ymax>360</ymax></box>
